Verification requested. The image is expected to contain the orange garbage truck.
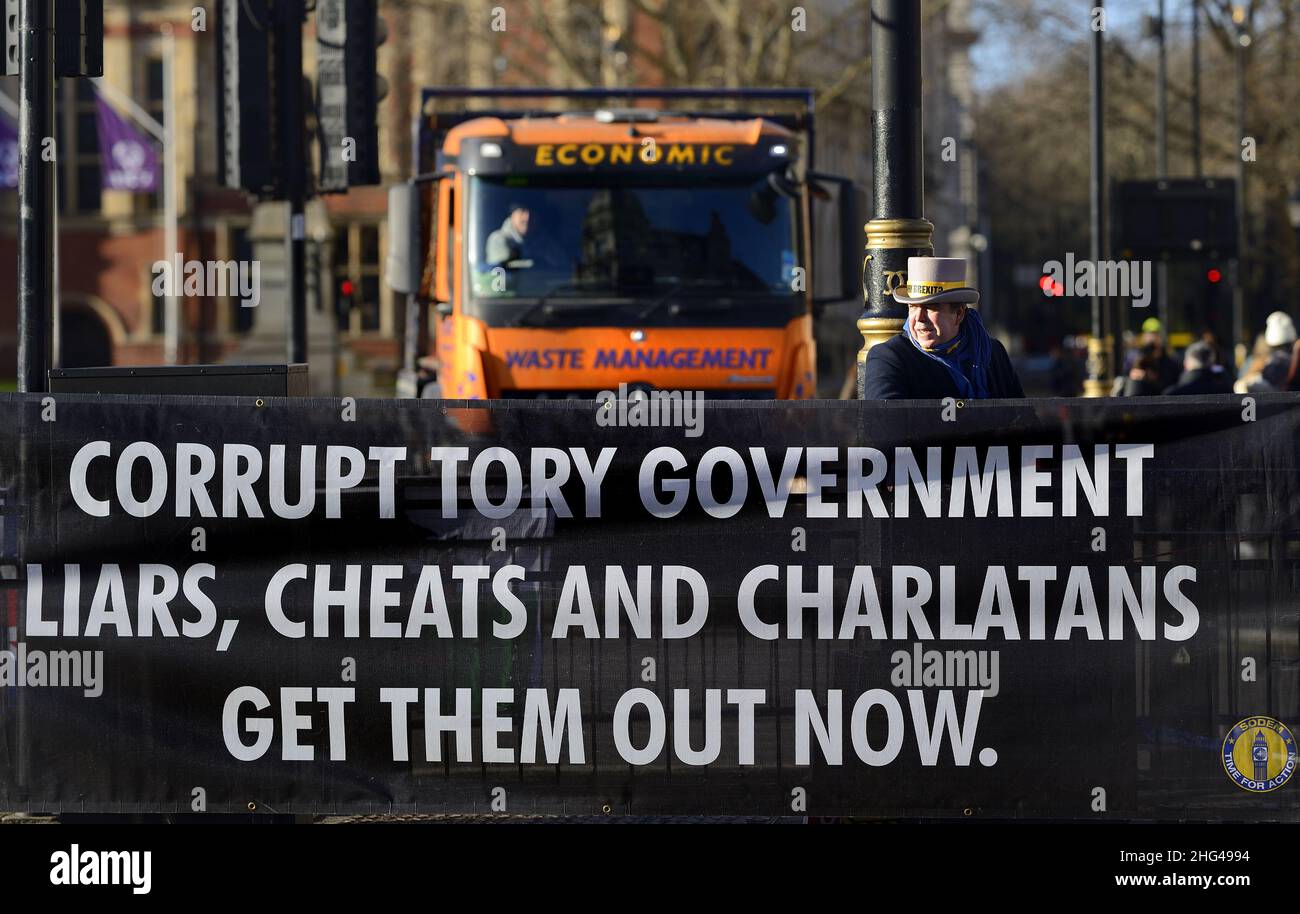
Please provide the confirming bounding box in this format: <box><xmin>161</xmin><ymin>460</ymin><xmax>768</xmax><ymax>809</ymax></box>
<box><xmin>386</xmin><ymin>88</ymin><xmax>858</xmax><ymax>401</ymax></box>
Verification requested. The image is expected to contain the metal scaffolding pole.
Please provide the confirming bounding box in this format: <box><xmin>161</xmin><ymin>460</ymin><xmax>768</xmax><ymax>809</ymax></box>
<box><xmin>1232</xmin><ymin>9</ymin><xmax>1249</xmax><ymax>368</ymax></box>
<box><xmin>17</xmin><ymin>0</ymin><xmax>54</xmax><ymax>393</ymax></box>
<box><xmin>1155</xmin><ymin>0</ymin><xmax>1169</xmax><ymax>345</ymax></box>
<box><xmin>280</xmin><ymin>0</ymin><xmax>308</xmax><ymax>366</ymax></box>
<box><xmin>1084</xmin><ymin>0</ymin><xmax>1111</xmax><ymax>396</ymax></box>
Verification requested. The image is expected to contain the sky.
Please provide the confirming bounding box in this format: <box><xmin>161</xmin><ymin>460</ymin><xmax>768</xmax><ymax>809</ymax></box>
<box><xmin>970</xmin><ymin>0</ymin><xmax>1161</xmax><ymax>93</ymax></box>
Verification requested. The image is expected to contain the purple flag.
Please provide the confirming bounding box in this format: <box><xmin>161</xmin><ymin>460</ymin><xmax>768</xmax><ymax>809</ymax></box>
<box><xmin>0</xmin><ymin>113</ymin><xmax>17</xmax><ymax>189</ymax></box>
<box><xmin>95</xmin><ymin>92</ymin><xmax>159</xmax><ymax>192</ymax></box>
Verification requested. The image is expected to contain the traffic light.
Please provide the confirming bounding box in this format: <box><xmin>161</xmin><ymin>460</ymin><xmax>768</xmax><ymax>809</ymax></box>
<box><xmin>216</xmin><ymin>0</ymin><xmax>275</xmax><ymax>194</ymax></box>
<box><xmin>3</xmin><ymin>1</ymin><xmax>17</xmax><ymax>77</ymax></box>
<box><xmin>1112</xmin><ymin>179</ymin><xmax>1237</xmax><ymax>260</ymax></box>
<box><xmin>316</xmin><ymin>0</ymin><xmax>387</xmax><ymax>192</ymax></box>
<box><xmin>1206</xmin><ymin>267</ymin><xmax>1223</xmax><ymax>284</ymax></box>
<box><xmin>4</xmin><ymin>1</ymin><xmax>102</xmax><ymax>78</ymax></box>
<box><xmin>54</xmin><ymin>0</ymin><xmax>102</xmax><ymax>77</ymax></box>
<box><xmin>336</xmin><ymin>277</ymin><xmax>355</xmax><ymax>326</ymax></box>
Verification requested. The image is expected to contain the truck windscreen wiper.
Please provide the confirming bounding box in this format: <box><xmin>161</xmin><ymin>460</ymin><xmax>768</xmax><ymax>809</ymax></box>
<box><xmin>634</xmin><ymin>279</ymin><xmax>730</xmax><ymax>322</ymax></box>
<box><xmin>508</xmin><ymin>282</ymin><xmax>608</xmax><ymax>327</ymax></box>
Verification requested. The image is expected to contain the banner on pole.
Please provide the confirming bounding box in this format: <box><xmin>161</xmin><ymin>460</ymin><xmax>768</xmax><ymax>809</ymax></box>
<box><xmin>1</xmin><ymin>394</ymin><xmax>1297</xmax><ymax>818</ymax></box>
<box><xmin>0</xmin><ymin>113</ymin><xmax>17</xmax><ymax>189</ymax></box>
<box><xmin>94</xmin><ymin>91</ymin><xmax>159</xmax><ymax>192</ymax></box>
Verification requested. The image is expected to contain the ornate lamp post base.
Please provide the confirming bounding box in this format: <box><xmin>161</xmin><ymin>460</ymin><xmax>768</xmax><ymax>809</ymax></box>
<box><xmin>857</xmin><ymin>216</ymin><xmax>934</xmax><ymax>395</ymax></box>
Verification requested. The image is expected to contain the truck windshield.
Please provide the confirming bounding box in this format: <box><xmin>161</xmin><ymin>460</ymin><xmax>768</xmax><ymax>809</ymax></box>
<box><xmin>467</xmin><ymin>175</ymin><xmax>802</xmax><ymax>326</ymax></box>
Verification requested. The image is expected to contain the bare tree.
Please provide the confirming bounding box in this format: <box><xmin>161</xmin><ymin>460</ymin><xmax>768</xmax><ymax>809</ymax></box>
<box><xmin>975</xmin><ymin>0</ymin><xmax>1300</xmax><ymax>336</ymax></box>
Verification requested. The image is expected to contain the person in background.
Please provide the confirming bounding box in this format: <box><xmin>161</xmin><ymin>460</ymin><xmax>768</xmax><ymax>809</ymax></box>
<box><xmin>861</xmin><ymin>257</ymin><xmax>1025</xmax><ymax>400</ymax></box>
<box><xmin>1236</xmin><ymin>334</ymin><xmax>1274</xmax><ymax>392</ymax></box>
<box><xmin>1235</xmin><ymin>311</ymin><xmax>1296</xmax><ymax>393</ymax></box>
<box><xmin>1163</xmin><ymin>340</ymin><xmax>1233</xmax><ymax>395</ymax></box>
<box><xmin>1119</xmin><ymin>317</ymin><xmax>1180</xmax><ymax>392</ymax></box>
<box><xmin>1285</xmin><ymin>337</ymin><xmax>1300</xmax><ymax>392</ymax></box>
<box><xmin>1196</xmin><ymin>329</ymin><xmax>1230</xmax><ymax>375</ymax></box>
<box><xmin>1150</xmin><ymin>340</ymin><xmax>1181</xmax><ymax>391</ymax></box>
<box><xmin>1119</xmin><ymin>347</ymin><xmax>1165</xmax><ymax>396</ymax></box>
<box><xmin>1049</xmin><ymin>339</ymin><xmax>1083</xmax><ymax>397</ymax></box>
<box><xmin>485</xmin><ymin>204</ymin><xmax>533</xmax><ymax>269</ymax></box>
<box><xmin>1123</xmin><ymin>319</ymin><xmax>1164</xmax><ymax>364</ymax></box>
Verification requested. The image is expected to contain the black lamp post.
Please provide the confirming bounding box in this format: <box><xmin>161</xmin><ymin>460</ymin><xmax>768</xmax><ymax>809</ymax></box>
<box><xmin>856</xmin><ymin>0</ymin><xmax>934</xmax><ymax>398</ymax></box>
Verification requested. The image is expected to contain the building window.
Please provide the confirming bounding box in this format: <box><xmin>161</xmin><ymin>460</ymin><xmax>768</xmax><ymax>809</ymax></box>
<box><xmin>136</xmin><ymin>53</ymin><xmax>164</xmax><ymax>213</ymax></box>
<box><xmin>333</xmin><ymin>222</ymin><xmax>385</xmax><ymax>334</ymax></box>
<box><xmin>357</xmin><ymin>225</ymin><xmax>382</xmax><ymax>332</ymax></box>
<box><xmin>229</xmin><ymin>226</ymin><xmax>255</xmax><ymax>334</ymax></box>
<box><xmin>151</xmin><ymin>273</ymin><xmax>165</xmax><ymax>336</ymax></box>
<box><xmin>57</xmin><ymin>79</ymin><xmax>101</xmax><ymax>215</ymax></box>
<box><xmin>333</xmin><ymin>229</ymin><xmax>350</xmax><ymax>332</ymax></box>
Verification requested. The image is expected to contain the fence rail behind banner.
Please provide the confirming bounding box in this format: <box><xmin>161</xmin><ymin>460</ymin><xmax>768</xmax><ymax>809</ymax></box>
<box><xmin>0</xmin><ymin>393</ymin><xmax>1296</xmax><ymax>819</ymax></box>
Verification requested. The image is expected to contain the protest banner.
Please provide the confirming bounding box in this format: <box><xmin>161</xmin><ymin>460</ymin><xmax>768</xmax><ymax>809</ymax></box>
<box><xmin>0</xmin><ymin>393</ymin><xmax>1295</xmax><ymax>818</ymax></box>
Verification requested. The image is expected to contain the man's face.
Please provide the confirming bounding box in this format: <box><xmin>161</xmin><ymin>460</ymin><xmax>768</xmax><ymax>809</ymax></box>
<box><xmin>510</xmin><ymin>208</ymin><xmax>530</xmax><ymax>235</ymax></box>
<box><xmin>909</xmin><ymin>302</ymin><xmax>965</xmax><ymax>348</ymax></box>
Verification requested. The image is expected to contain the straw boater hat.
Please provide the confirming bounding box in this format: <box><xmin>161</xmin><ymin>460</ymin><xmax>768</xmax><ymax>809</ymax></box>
<box><xmin>891</xmin><ymin>257</ymin><xmax>980</xmax><ymax>307</ymax></box>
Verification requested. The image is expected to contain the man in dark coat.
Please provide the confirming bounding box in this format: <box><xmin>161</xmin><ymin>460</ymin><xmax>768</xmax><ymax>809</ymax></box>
<box><xmin>1162</xmin><ymin>340</ymin><xmax>1233</xmax><ymax>395</ymax></box>
<box><xmin>861</xmin><ymin>257</ymin><xmax>1025</xmax><ymax>400</ymax></box>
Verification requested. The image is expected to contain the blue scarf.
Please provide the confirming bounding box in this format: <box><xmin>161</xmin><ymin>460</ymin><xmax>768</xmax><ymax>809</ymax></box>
<box><xmin>904</xmin><ymin>306</ymin><xmax>993</xmax><ymax>399</ymax></box>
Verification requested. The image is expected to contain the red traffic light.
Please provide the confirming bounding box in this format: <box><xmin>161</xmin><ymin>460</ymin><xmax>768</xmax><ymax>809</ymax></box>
<box><xmin>1206</xmin><ymin>268</ymin><xmax>1222</xmax><ymax>284</ymax></box>
<box><xmin>1039</xmin><ymin>275</ymin><xmax>1064</xmax><ymax>297</ymax></box>
<box><xmin>340</xmin><ymin>279</ymin><xmax>355</xmax><ymax>297</ymax></box>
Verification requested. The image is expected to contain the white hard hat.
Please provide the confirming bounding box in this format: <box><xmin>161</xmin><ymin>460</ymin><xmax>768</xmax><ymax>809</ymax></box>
<box><xmin>1265</xmin><ymin>311</ymin><xmax>1297</xmax><ymax>348</ymax></box>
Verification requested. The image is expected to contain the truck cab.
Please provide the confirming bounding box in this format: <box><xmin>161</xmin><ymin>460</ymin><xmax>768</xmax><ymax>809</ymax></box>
<box><xmin>389</xmin><ymin>89</ymin><xmax>857</xmax><ymax>401</ymax></box>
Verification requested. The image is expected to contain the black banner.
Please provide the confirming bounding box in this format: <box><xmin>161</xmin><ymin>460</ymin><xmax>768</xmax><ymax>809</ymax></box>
<box><xmin>1</xmin><ymin>393</ymin><xmax>1297</xmax><ymax>819</ymax></box>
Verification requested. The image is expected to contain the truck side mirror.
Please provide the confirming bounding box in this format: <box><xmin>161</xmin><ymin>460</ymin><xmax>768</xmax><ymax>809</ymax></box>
<box><xmin>434</xmin><ymin>180</ymin><xmax>454</xmax><ymax>305</ymax></box>
<box><xmin>808</xmin><ymin>172</ymin><xmax>862</xmax><ymax>311</ymax></box>
<box><xmin>386</xmin><ymin>183</ymin><xmax>422</xmax><ymax>295</ymax></box>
